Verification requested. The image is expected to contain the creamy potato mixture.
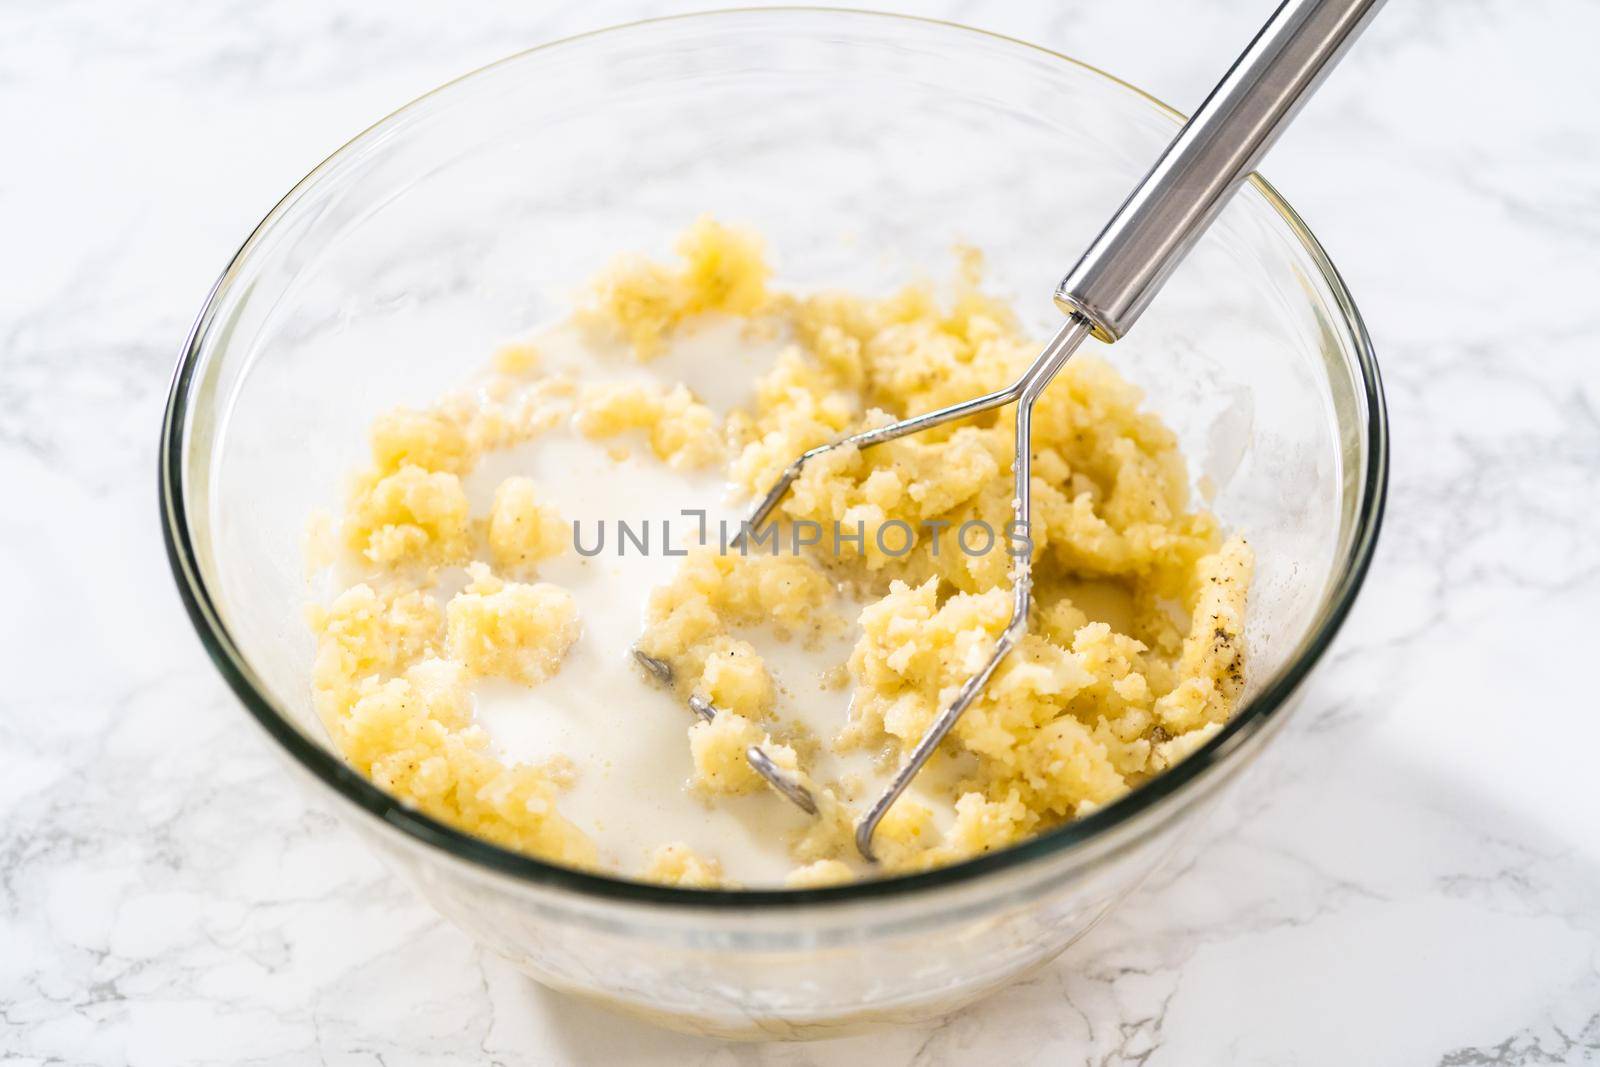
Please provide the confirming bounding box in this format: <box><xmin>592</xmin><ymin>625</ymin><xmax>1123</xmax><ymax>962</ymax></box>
<box><xmin>306</xmin><ymin>219</ymin><xmax>1251</xmax><ymax>888</ymax></box>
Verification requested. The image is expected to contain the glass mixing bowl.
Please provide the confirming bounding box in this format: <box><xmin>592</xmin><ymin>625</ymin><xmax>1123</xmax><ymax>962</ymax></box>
<box><xmin>160</xmin><ymin>9</ymin><xmax>1386</xmax><ymax>1040</ymax></box>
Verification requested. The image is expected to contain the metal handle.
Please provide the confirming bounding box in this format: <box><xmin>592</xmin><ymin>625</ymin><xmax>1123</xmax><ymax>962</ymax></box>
<box><xmin>1055</xmin><ymin>0</ymin><xmax>1385</xmax><ymax>342</ymax></box>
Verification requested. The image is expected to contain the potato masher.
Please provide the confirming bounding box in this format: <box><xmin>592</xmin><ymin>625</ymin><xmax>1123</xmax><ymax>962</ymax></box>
<box><xmin>732</xmin><ymin>0</ymin><xmax>1385</xmax><ymax>860</ymax></box>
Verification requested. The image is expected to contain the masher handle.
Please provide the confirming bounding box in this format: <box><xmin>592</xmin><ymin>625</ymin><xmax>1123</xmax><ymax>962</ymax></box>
<box><xmin>1054</xmin><ymin>0</ymin><xmax>1385</xmax><ymax>342</ymax></box>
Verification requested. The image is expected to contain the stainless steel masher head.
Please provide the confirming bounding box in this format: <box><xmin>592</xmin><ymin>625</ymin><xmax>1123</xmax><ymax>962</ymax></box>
<box><xmin>632</xmin><ymin>649</ymin><xmax>819</xmax><ymax>814</ymax></box>
<box><xmin>738</xmin><ymin>0</ymin><xmax>1388</xmax><ymax>861</ymax></box>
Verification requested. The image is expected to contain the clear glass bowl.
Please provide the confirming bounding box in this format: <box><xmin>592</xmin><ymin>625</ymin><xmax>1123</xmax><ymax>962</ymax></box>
<box><xmin>160</xmin><ymin>9</ymin><xmax>1386</xmax><ymax>1040</ymax></box>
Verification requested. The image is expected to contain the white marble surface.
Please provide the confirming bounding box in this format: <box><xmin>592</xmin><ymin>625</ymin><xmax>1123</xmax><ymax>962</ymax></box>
<box><xmin>4</xmin><ymin>0</ymin><xmax>1599</xmax><ymax>1062</ymax></box>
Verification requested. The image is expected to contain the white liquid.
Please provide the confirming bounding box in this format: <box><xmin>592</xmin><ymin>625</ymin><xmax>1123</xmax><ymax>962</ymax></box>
<box><xmin>459</xmin><ymin>320</ymin><xmax>927</xmax><ymax>885</ymax></box>
<box><xmin>533</xmin><ymin>315</ymin><xmax>782</xmax><ymax>417</ymax></box>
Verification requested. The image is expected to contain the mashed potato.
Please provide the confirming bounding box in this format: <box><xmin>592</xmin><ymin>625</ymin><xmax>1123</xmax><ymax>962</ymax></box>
<box><xmin>308</xmin><ymin>219</ymin><xmax>1252</xmax><ymax>887</ymax></box>
<box><xmin>574</xmin><ymin>381</ymin><xmax>724</xmax><ymax>469</ymax></box>
<box><xmin>645</xmin><ymin>843</ymin><xmax>728</xmax><ymax>888</ymax></box>
<box><xmin>582</xmin><ymin>216</ymin><xmax>771</xmax><ymax>359</ymax></box>
<box><xmin>444</xmin><ymin>563</ymin><xmax>579</xmax><ymax>685</ymax></box>
<box><xmin>486</xmin><ymin>476</ymin><xmax>567</xmax><ymax>576</ymax></box>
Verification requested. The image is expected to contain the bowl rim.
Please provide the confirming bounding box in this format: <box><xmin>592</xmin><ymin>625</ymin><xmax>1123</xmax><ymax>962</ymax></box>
<box><xmin>159</xmin><ymin>6</ymin><xmax>1389</xmax><ymax>909</ymax></box>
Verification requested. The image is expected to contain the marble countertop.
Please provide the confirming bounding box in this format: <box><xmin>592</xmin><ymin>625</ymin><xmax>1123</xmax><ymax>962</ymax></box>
<box><xmin>4</xmin><ymin>0</ymin><xmax>1598</xmax><ymax>1063</ymax></box>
